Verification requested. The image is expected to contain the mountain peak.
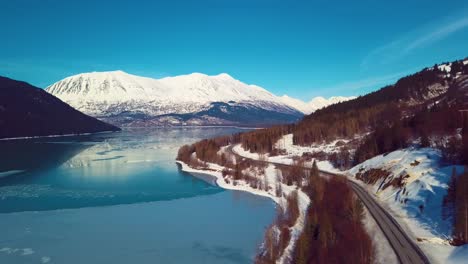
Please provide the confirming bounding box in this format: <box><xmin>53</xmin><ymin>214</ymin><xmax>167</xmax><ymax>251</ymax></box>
<box><xmin>216</xmin><ymin>73</ymin><xmax>233</xmax><ymax>79</ymax></box>
<box><xmin>171</xmin><ymin>72</ymin><xmax>234</xmax><ymax>80</ymax></box>
<box><xmin>108</xmin><ymin>70</ymin><xmax>128</xmax><ymax>75</ymax></box>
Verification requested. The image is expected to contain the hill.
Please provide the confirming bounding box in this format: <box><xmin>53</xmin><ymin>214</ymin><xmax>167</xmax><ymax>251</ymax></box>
<box><xmin>0</xmin><ymin>76</ymin><xmax>120</xmax><ymax>139</ymax></box>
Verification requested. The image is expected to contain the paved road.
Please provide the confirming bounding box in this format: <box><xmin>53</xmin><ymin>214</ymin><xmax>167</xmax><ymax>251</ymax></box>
<box><xmin>227</xmin><ymin>145</ymin><xmax>430</xmax><ymax>264</ymax></box>
<box><xmin>349</xmin><ymin>180</ymin><xmax>429</xmax><ymax>264</ymax></box>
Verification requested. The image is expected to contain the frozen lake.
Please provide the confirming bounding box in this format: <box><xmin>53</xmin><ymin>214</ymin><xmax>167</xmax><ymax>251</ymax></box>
<box><xmin>0</xmin><ymin>128</ymin><xmax>275</xmax><ymax>264</ymax></box>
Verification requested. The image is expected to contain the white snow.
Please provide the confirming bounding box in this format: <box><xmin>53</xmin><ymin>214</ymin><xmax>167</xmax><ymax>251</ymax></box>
<box><xmin>280</xmin><ymin>95</ymin><xmax>355</xmax><ymax>114</ymax></box>
<box><xmin>46</xmin><ymin>70</ymin><xmax>353</xmax><ymax>117</ymax></box>
<box><xmin>438</xmin><ymin>63</ymin><xmax>452</xmax><ymax>73</ymax></box>
<box><xmin>308</xmin><ymin>96</ymin><xmax>356</xmax><ymax>111</ymax></box>
<box><xmin>177</xmin><ymin>160</ymin><xmax>280</xmax><ymax>203</ymax></box>
<box><xmin>275</xmin><ymin>134</ymin><xmax>350</xmax><ymax>155</ymax></box>
<box><xmin>279</xmin><ymin>95</ymin><xmax>314</xmax><ymax>114</ymax></box>
<box><xmin>46</xmin><ymin>71</ymin><xmax>299</xmax><ymax>116</ymax></box>
<box><xmin>348</xmin><ymin>147</ymin><xmax>468</xmax><ymax>263</ymax></box>
<box><xmin>232</xmin><ymin>134</ymin><xmax>343</xmax><ymax>173</ymax></box>
<box><xmin>361</xmin><ymin>207</ymin><xmax>398</xmax><ymax>264</ymax></box>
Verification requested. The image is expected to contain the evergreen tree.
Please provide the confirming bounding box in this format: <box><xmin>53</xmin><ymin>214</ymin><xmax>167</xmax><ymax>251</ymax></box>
<box><xmin>311</xmin><ymin>160</ymin><xmax>319</xmax><ymax>177</ymax></box>
<box><xmin>453</xmin><ymin>168</ymin><xmax>468</xmax><ymax>245</ymax></box>
<box><xmin>443</xmin><ymin>167</ymin><xmax>457</xmax><ymax>221</ymax></box>
<box><xmin>420</xmin><ymin>133</ymin><xmax>430</xmax><ymax>148</ymax></box>
<box><xmin>462</xmin><ymin>118</ymin><xmax>468</xmax><ymax>164</ymax></box>
<box><xmin>234</xmin><ymin>163</ymin><xmax>241</xmax><ymax>180</ymax></box>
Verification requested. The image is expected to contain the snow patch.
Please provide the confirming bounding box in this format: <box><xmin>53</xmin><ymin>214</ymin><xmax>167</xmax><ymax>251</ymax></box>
<box><xmin>361</xmin><ymin>207</ymin><xmax>398</xmax><ymax>263</ymax></box>
<box><xmin>232</xmin><ymin>134</ymin><xmax>342</xmax><ymax>174</ymax></box>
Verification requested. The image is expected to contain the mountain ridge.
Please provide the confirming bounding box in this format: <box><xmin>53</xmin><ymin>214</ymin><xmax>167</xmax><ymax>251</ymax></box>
<box><xmin>46</xmin><ymin>71</ymin><xmax>354</xmax><ymax>126</ymax></box>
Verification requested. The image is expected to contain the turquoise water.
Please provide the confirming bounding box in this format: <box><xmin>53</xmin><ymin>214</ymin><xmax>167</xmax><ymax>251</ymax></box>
<box><xmin>0</xmin><ymin>128</ymin><xmax>275</xmax><ymax>264</ymax></box>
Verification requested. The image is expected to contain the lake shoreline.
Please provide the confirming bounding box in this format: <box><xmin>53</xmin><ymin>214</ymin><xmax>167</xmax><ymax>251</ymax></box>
<box><xmin>176</xmin><ymin>160</ymin><xmax>279</xmax><ymax>203</ymax></box>
<box><xmin>0</xmin><ymin>130</ymin><xmax>119</xmax><ymax>141</ymax></box>
<box><xmin>176</xmin><ymin>159</ymin><xmax>311</xmax><ymax>264</ymax></box>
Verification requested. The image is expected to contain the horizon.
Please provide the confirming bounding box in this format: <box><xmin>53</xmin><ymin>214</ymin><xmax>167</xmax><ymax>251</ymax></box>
<box><xmin>1</xmin><ymin>0</ymin><xmax>468</xmax><ymax>101</ymax></box>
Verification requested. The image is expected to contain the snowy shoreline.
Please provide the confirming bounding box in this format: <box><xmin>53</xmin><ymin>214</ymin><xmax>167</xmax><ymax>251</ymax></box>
<box><xmin>176</xmin><ymin>160</ymin><xmax>310</xmax><ymax>264</ymax></box>
<box><xmin>176</xmin><ymin>160</ymin><xmax>279</xmax><ymax>203</ymax></box>
<box><xmin>0</xmin><ymin>130</ymin><xmax>119</xmax><ymax>141</ymax></box>
<box><xmin>126</xmin><ymin>125</ymin><xmax>262</xmax><ymax>129</ymax></box>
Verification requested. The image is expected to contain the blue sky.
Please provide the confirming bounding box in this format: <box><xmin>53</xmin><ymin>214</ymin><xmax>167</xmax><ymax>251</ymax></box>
<box><xmin>1</xmin><ymin>0</ymin><xmax>467</xmax><ymax>100</ymax></box>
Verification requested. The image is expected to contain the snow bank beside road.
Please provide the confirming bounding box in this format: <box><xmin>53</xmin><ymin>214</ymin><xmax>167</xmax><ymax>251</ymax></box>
<box><xmin>348</xmin><ymin>147</ymin><xmax>467</xmax><ymax>263</ymax></box>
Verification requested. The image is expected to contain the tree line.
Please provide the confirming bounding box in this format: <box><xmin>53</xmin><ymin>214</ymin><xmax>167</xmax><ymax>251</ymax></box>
<box><xmin>256</xmin><ymin>161</ymin><xmax>374</xmax><ymax>264</ymax></box>
<box><xmin>443</xmin><ymin>114</ymin><xmax>468</xmax><ymax>245</ymax></box>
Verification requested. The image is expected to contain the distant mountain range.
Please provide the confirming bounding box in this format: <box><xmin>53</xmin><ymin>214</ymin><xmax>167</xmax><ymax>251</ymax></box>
<box><xmin>0</xmin><ymin>76</ymin><xmax>120</xmax><ymax>139</ymax></box>
<box><xmin>46</xmin><ymin>71</ymin><xmax>354</xmax><ymax>126</ymax></box>
<box><xmin>279</xmin><ymin>95</ymin><xmax>355</xmax><ymax>114</ymax></box>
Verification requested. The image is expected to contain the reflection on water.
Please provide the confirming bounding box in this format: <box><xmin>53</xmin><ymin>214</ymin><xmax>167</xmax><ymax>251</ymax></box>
<box><xmin>0</xmin><ymin>139</ymin><xmax>90</xmax><ymax>174</ymax></box>
<box><xmin>0</xmin><ymin>127</ymin><xmax>246</xmax><ymax>213</ymax></box>
<box><xmin>0</xmin><ymin>128</ymin><xmax>276</xmax><ymax>264</ymax></box>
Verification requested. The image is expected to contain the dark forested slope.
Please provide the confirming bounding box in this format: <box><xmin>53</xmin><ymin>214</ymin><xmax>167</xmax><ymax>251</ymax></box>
<box><xmin>0</xmin><ymin>76</ymin><xmax>120</xmax><ymax>139</ymax></box>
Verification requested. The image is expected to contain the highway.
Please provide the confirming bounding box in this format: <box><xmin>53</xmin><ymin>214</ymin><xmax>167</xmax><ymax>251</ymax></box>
<box><xmin>226</xmin><ymin>145</ymin><xmax>430</xmax><ymax>264</ymax></box>
<box><xmin>349</xmin><ymin>180</ymin><xmax>429</xmax><ymax>264</ymax></box>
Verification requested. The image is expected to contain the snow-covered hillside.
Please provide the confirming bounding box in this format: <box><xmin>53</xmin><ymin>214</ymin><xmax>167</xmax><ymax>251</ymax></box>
<box><xmin>348</xmin><ymin>148</ymin><xmax>468</xmax><ymax>264</ymax></box>
<box><xmin>46</xmin><ymin>71</ymin><xmax>353</xmax><ymax>126</ymax></box>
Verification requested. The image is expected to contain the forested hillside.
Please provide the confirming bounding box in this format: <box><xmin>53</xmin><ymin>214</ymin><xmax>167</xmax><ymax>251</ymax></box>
<box><xmin>178</xmin><ymin>59</ymin><xmax>468</xmax><ymax>250</ymax></box>
<box><xmin>238</xmin><ymin>59</ymin><xmax>468</xmax><ymax>166</ymax></box>
<box><xmin>177</xmin><ymin>58</ymin><xmax>468</xmax><ymax>258</ymax></box>
<box><xmin>0</xmin><ymin>76</ymin><xmax>120</xmax><ymax>139</ymax></box>
<box><xmin>238</xmin><ymin>58</ymin><xmax>468</xmax><ymax>246</ymax></box>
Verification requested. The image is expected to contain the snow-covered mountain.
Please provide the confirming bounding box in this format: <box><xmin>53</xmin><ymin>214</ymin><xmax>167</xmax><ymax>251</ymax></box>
<box><xmin>46</xmin><ymin>71</ymin><xmax>302</xmax><ymax>126</ymax></box>
<box><xmin>309</xmin><ymin>96</ymin><xmax>356</xmax><ymax>112</ymax></box>
<box><xmin>46</xmin><ymin>71</ymin><xmax>353</xmax><ymax>126</ymax></box>
<box><xmin>280</xmin><ymin>95</ymin><xmax>355</xmax><ymax>114</ymax></box>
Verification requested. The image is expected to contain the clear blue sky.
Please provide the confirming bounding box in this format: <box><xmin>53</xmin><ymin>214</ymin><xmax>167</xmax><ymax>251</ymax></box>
<box><xmin>1</xmin><ymin>0</ymin><xmax>467</xmax><ymax>99</ymax></box>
